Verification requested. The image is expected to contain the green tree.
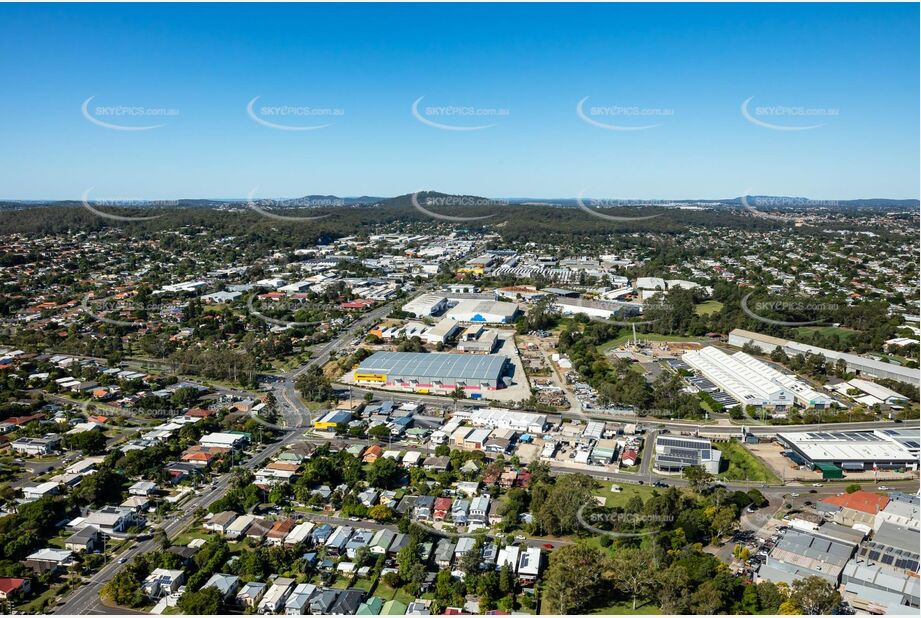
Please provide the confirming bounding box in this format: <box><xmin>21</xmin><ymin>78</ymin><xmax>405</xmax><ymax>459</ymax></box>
<box><xmin>756</xmin><ymin>580</ymin><xmax>785</xmax><ymax>613</ymax></box>
<box><xmin>294</xmin><ymin>365</ymin><xmax>333</xmax><ymax>402</ymax></box>
<box><xmin>682</xmin><ymin>465</ymin><xmax>714</xmax><ymax>493</ymax></box>
<box><xmin>368</xmin><ymin>504</ymin><xmax>394</xmax><ymax>522</ymax></box>
<box><xmin>63</xmin><ymin>430</ymin><xmax>108</xmax><ymax>455</ymax></box>
<box><xmin>368</xmin><ymin>424</ymin><xmax>391</xmax><ymax>440</ymax></box>
<box><xmin>534</xmin><ymin>473</ymin><xmax>594</xmax><ymax>535</ymax></box>
<box><xmin>609</xmin><ymin>547</ymin><xmax>656</xmax><ymax>610</ymax></box>
<box><xmin>100</xmin><ymin>570</ymin><xmax>144</xmax><ymax>608</ymax></box>
<box><xmin>178</xmin><ymin>586</ymin><xmax>223</xmax><ymax>615</ymax></box>
<box><xmin>366</xmin><ymin>457</ymin><xmax>402</xmax><ymax>489</ymax></box>
<box><xmin>541</xmin><ymin>544</ymin><xmax>611</xmax><ymax>614</ymax></box>
<box><xmin>790</xmin><ymin>576</ymin><xmax>841</xmax><ymax>615</ymax></box>
<box><xmin>742</xmin><ymin>584</ymin><xmax>760</xmax><ymax>613</ymax></box>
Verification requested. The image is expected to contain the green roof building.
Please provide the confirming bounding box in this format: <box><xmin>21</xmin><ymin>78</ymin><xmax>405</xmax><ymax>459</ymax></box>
<box><xmin>357</xmin><ymin>596</ymin><xmax>384</xmax><ymax>615</ymax></box>
<box><xmin>382</xmin><ymin>599</ymin><xmax>408</xmax><ymax>615</ymax></box>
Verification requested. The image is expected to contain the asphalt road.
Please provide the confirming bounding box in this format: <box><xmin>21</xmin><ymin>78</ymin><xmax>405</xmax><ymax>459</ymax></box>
<box><xmin>48</xmin><ymin>289</ymin><xmax>920</xmax><ymax>613</ymax></box>
<box><xmin>54</xmin><ymin>292</ymin><xmax>408</xmax><ymax>615</ymax></box>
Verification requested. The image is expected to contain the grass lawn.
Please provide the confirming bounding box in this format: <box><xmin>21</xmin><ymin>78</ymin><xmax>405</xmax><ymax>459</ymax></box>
<box><xmin>372</xmin><ymin>583</ymin><xmax>415</xmax><ymax>605</ymax></box>
<box><xmin>331</xmin><ymin>575</ymin><xmax>353</xmax><ymax>589</ymax></box>
<box><xmin>794</xmin><ymin>326</ymin><xmax>859</xmax><ymax>344</ymax></box>
<box><xmin>351</xmin><ymin>577</ymin><xmax>374</xmax><ymax>592</ymax></box>
<box><xmin>594</xmin><ymin>482</ymin><xmax>658</xmax><ymax>508</ymax></box>
<box><xmin>714</xmin><ymin>441</ymin><xmax>781</xmax><ymax>484</ymax></box>
<box><xmin>694</xmin><ymin>300</ymin><xmax>724</xmax><ymax>316</ymax></box>
<box><xmin>172</xmin><ymin>530</ymin><xmax>217</xmax><ymax>546</ymax></box>
<box><xmin>17</xmin><ymin>583</ymin><xmax>65</xmax><ymax>614</ymax></box>
<box><xmin>600</xmin><ymin>333</ymin><xmax>704</xmax><ymax>352</ymax></box>
<box><xmin>591</xmin><ymin>600</ymin><xmax>661</xmax><ymax>614</ymax></box>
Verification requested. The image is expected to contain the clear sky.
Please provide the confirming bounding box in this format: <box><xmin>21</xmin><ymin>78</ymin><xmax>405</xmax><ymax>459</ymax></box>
<box><xmin>0</xmin><ymin>2</ymin><xmax>918</xmax><ymax>200</ymax></box>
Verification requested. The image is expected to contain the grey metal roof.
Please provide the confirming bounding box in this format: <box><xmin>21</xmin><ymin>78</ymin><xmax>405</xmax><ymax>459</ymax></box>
<box><xmin>874</xmin><ymin>522</ymin><xmax>920</xmax><ymax>554</ymax></box>
<box><xmin>771</xmin><ymin>528</ymin><xmax>856</xmax><ymax>571</ymax></box>
<box><xmin>358</xmin><ymin>351</ymin><xmax>507</xmax><ymax>381</ymax></box>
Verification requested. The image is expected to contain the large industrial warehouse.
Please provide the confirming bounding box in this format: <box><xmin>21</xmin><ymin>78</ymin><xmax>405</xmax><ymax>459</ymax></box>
<box><xmin>728</xmin><ymin>329</ymin><xmax>920</xmax><ymax>388</ymax></box>
<box><xmin>445</xmin><ymin>299</ymin><xmax>521</xmax><ymax>323</ymax></box>
<box><xmin>683</xmin><ymin>346</ymin><xmax>834</xmax><ymax>411</ymax></box>
<box><xmin>354</xmin><ymin>351</ymin><xmax>510</xmax><ymax>394</ymax></box>
<box><xmin>777</xmin><ymin>429</ymin><xmax>919</xmax><ymax>474</ymax></box>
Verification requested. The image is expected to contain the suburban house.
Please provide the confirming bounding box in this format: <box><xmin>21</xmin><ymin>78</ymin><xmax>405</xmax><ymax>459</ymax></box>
<box><xmin>370</xmin><ymin>529</ymin><xmax>396</xmax><ymax>555</ymax></box>
<box><xmin>413</xmin><ymin>496</ymin><xmax>435</xmax><ymax>521</ymax></box>
<box><xmin>267</xmin><ymin>519</ymin><xmax>296</xmax><ymax>545</ymax></box>
<box><xmin>226</xmin><ymin>514</ymin><xmax>255</xmax><ymax>540</ymax></box>
<box><xmin>128</xmin><ymin>480</ymin><xmax>158</xmax><ymax>497</ymax></box>
<box><xmin>451</xmin><ymin>499</ymin><xmax>470</xmax><ymax>525</ymax></box>
<box><xmin>259</xmin><ymin>577</ymin><xmax>295</xmax><ymax>614</ymax></box>
<box><xmin>517</xmin><ymin>547</ymin><xmax>542</xmax><ymax>584</ymax></box>
<box><xmin>203</xmin><ymin>573</ymin><xmax>241</xmax><ymax>601</ymax></box>
<box><xmin>23</xmin><ymin>549</ymin><xmax>74</xmax><ymax>574</ymax></box>
<box><xmin>325</xmin><ymin>526</ymin><xmax>354</xmax><ymax>556</ymax></box>
<box><xmin>284</xmin><ymin>583</ymin><xmax>317</xmax><ymax>615</ymax></box>
<box><xmin>245</xmin><ymin>518</ymin><xmax>273</xmax><ymax>543</ymax></box>
<box><xmin>11</xmin><ymin>434</ymin><xmax>61</xmax><ymax>456</ymax></box>
<box><xmin>435</xmin><ymin>539</ymin><xmax>456</xmax><ymax>569</ymax></box>
<box><xmin>142</xmin><ymin>568</ymin><xmax>186</xmax><ymax>599</ymax></box>
<box><xmin>236</xmin><ymin>581</ymin><xmax>267</xmax><ymax>609</ymax></box>
<box><xmin>433</xmin><ymin>497</ymin><xmax>453</xmax><ymax>521</ymax></box>
<box><xmin>204</xmin><ymin>511</ymin><xmax>238</xmax><ymax>535</ymax></box>
<box><xmin>64</xmin><ymin>526</ymin><xmax>102</xmax><ymax>553</ymax></box>
<box><xmin>283</xmin><ymin>521</ymin><xmax>315</xmax><ymax>546</ymax></box>
<box><xmin>497</xmin><ymin>546</ymin><xmax>520</xmax><ymax>574</ymax></box>
<box><xmin>469</xmin><ymin>495</ymin><xmax>490</xmax><ymax>525</ymax></box>
<box><xmin>23</xmin><ymin>482</ymin><xmax>60</xmax><ymax>502</ymax></box>
<box><xmin>83</xmin><ymin>506</ymin><xmax>145</xmax><ymax>535</ymax></box>
<box><xmin>0</xmin><ymin>577</ymin><xmax>30</xmax><ymax>602</ymax></box>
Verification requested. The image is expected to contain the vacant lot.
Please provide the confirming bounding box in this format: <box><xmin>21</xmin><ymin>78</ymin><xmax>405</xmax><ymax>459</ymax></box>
<box><xmin>594</xmin><ymin>482</ymin><xmax>658</xmax><ymax>508</ymax></box>
<box><xmin>600</xmin><ymin>333</ymin><xmax>704</xmax><ymax>352</ymax></box>
<box><xmin>694</xmin><ymin>300</ymin><xmax>724</xmax><ymax>316</ymax></box>
<box><xmin>715</xmin><ymin>441</ymin><xmax>781</xmax><ymax>483</ymax></box>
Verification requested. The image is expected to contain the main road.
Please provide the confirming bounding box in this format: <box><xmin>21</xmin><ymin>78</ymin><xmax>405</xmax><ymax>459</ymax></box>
<box><xmin>53</xmin><ymin>286</ymin><xmax>919</xmax><ymax>612</ymax></box>
<box><xmin>53</xmin><ymin>296</ymin><xmax>399</xmax><ymax>614</ymax></box>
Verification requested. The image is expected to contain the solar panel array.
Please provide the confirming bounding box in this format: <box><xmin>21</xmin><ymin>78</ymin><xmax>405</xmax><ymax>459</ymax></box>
<box><xmin>859</xmin><ymin>542</ymin><xmax>920</xmax><ymax>573</ymax></box>
<box><xmin>655</xmin><ymin>435</ymin><xmax>717</xmax><ymax>471</ymax></box>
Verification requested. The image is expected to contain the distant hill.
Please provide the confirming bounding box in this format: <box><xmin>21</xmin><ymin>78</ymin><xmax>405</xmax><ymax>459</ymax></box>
<box><xmin>0</xmin><ymin>193</ymin><xmax>916</xmax><ymax>212</ymax></box>
<box><xmin>373</xmin><ymin>191</ymin><xmax>512</xmax><ymax>209</ymax></box>
<box><xmin>505</xmin><ymin>196</ymin><xmax>920</xmax><ymax>210</ymax></box>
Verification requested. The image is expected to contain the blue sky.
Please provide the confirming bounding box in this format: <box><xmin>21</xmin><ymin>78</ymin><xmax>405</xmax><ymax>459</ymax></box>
<box><xmin>0</xmin><ymin>2</ymin><xmax>917</xmax><ymax>200</ymax></box>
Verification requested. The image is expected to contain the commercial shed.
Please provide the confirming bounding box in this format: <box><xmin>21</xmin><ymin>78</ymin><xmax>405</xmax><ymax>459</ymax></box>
<box><xmin>354</xmin><ymin>351</ymin><xmax>509</xmax><ymax>391</ymax></box>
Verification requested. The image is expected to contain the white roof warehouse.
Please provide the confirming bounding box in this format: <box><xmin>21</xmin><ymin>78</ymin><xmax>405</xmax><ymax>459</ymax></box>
<box><xmin>354</xmin><ymin>351</ymin><xmax>509</xmax><ymax>391</ymax></box>
<box><xmin>728</xmin><ymin>329</ymin><xmax>919</xmax><ymax>388</ymax></box>
<box><xmin>683</xmin><ymin>346</ymin><xmax>835</xmax><ymax>410</ymax></box>
<box><xmin>778</xmin><ymin>429</ymin><xmax>918</xmax><ymax>472</ymax></box>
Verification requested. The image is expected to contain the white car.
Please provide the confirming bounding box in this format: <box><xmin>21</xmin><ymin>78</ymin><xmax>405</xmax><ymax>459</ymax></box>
<box><xmin>790</xmin><ymin>492</ymin><xmax>800</xmax><ymax>497</ymax></box>
<box><xmin>878</xmin><ymin>485</ymin><xmax>891</xmax><ymax>491</ymax></box>
<box><xmin>811</xmin><ymin>483</ymin><xmax>823</xmax><ymax>487</ymax></box>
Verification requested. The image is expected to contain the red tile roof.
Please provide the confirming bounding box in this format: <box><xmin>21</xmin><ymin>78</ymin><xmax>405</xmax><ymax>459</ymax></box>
<box><xmin>822</xmin><ymin>490</ymin><xmax>889</xmax><ymax>514</ymax></box>
<box><xmin>0</xmin><ymin>577</ymin><xmax>28</xmax><ymax>594</ymax></box>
